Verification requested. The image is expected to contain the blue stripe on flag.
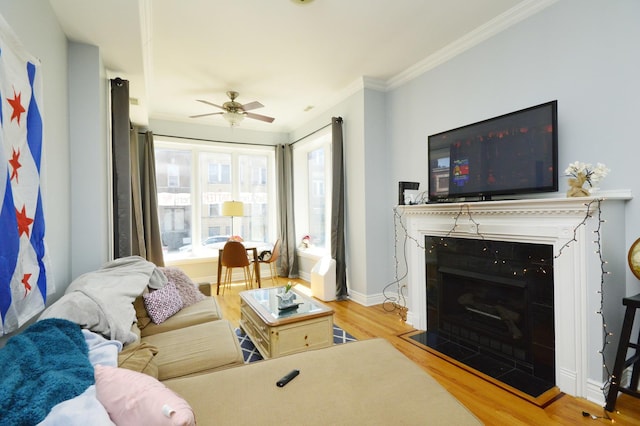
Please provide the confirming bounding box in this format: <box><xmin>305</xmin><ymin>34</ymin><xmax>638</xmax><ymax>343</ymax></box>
<box><xmin>0</xmin><ymin>176</ymin><xmax>19</xmax><ymax>322</ymax></box>
<box><xmin>26</xmin><ymin>62</ymin><xmax>42</xmax><ymax>170</ymax></box>
<box><xmin>0</xmin><ymin>48</ymin><xmax>2</xmax><ymax>127</ymax></box>
<box><xmin>26</xmin><ymin>60</ymin><xmax>47</xmax><ymax>301</ymax></box>
<box><xmin>32</xmin><ymin>191</ymin><xmax>47</xmax><ymax>301</ymax></box>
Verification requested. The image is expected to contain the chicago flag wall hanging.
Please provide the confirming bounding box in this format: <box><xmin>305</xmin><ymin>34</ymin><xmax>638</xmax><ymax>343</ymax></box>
<box><xmin>0</xmin><ymin>14</ymin><xmax>53</xmax><ymax>335</ymax></box>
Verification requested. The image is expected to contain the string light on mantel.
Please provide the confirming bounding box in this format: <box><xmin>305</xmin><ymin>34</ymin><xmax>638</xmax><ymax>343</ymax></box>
<box><xmin>387</xmin><ymin>203</ymin><xmax>551</xmax><ymax>319</ymax></box>
<box><xmin>392</xmin><ymin>198</ymin><xmax>617</xmax><ymax>421</ymax></box>
<box><xmin>383</xmin><ymin>207</ymin><xmax>418</xmax><ymax>320</ymax></box>
<box><xmin>425</xmin><ymin>204</ymin><xmax>550</xmax><ymax>277</ymax></box>
<box><xmin>593</xmin><ymin>199</ymin><xmax>616</xmax><ymax>422</ymax></box>
<box><xmin>556</xmin><ymin>198</ymin><xmax>616</xmax><ymax>422</ymax></box>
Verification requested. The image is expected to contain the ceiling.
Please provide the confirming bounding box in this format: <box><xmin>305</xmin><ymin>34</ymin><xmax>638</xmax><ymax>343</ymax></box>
<box><xmin>48</xmin><ymin>0</ymin><xmax>550</xmax><ymax>133</ymax></box>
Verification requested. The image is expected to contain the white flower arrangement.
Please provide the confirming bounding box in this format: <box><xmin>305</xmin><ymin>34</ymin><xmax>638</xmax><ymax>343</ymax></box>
<box><xmin>565</xmin><ymin>161</ymin><xmax>609</xmax><ymax>187</ymax></box>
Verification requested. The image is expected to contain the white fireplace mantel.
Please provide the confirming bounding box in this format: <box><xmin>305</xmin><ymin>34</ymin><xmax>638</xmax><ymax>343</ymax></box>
<box><xmin>398</xmin><ymin>192</ymin><xmax>631</xmax><ymax>403</ymax></box>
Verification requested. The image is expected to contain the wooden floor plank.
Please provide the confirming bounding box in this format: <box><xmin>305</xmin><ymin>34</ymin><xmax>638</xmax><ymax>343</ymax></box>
<box><xmin>214</xmin><ymin>279</ymin><xmax>640</xmax><ymax>425</ymax></box>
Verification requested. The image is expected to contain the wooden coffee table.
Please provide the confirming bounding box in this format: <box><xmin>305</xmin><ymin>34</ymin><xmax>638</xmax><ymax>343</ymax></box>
<box><xmin>239</xmin><ymin>286</ymin><xmax>334</xmax><ymax>359</ymax></box>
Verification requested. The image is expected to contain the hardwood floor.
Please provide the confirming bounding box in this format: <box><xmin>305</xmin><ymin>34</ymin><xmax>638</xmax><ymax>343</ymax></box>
<box><xmin>213</xmin><ymin>279</ymin><xmax>640</xmax><ymax>425</ymax></box>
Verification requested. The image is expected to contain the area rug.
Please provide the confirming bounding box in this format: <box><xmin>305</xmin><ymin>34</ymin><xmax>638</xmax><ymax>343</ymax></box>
<box><xmin>235</xmin><ymin>325</ymin><xmax>357</xmax><ymax>363</ymax></box>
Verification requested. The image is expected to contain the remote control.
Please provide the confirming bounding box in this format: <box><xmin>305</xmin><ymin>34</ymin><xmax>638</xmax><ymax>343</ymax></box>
<box><xmin>276</xmin><ymin>369</ymin><xmax>300</xmax><ymax>387</ymax></box>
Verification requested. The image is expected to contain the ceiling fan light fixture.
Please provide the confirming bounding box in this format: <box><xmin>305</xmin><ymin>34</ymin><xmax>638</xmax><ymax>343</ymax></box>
<box><xmin>222</xmin><ymin>111</ymin><xmax>245</xmax><ymax>127</ymax></box>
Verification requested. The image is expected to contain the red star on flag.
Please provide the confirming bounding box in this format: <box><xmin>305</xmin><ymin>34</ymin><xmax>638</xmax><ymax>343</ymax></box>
<box><xmin>15</xmin><ymin>205</ymin><xmax>33</xmax><ymax>237</ymax></box>
<box><xmin>21</xmin><ymin>273</ymin><xmax>32</xmax><ymax>297</ymax></box>
<box><xmin>7</xmin><ymin>88</ymin><xmax>26</xmax><ymax>125</ymax></box>
<box><xmin>9</xmin><ymin>147</ymin><xmax>21</xmax><ymax>182</ymax></box>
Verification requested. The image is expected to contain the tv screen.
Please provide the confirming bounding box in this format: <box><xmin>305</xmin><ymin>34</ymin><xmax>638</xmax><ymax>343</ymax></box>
<box><xmin>428</xmin><ymin>101</ymin><xmax>558</xmax><ymax>202</ymax></box>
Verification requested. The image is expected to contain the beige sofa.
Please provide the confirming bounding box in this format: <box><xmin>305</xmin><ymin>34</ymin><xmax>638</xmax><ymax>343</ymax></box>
<box><xmin>113</xmin><ymin>273</ymin><xmax>480</xmax><ymax>425</ymax></box>
<box><xmin>19</xmin><ymin>258</ymin><xmax>480</xmax><ymax>425</ymax></box>
<box><xmin>121</xmin><ymin>292</ymin><xmax>245</xmax><ymax>381</ymax></box>
<box><xmin>125</xmin><ymin>281</ymin><xmax>480</xmax><ymax>425</ymax></box>
<box><xmin>165</xmin><ymin>338</ymin><xmax>482</xmax><ymax>425</ymax></box>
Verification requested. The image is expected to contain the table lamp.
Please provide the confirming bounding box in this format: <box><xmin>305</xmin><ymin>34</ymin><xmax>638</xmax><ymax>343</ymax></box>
<box><xmin>222</xmin><ymin>201</ymin><xmax>244</xmax><ymax>237</ymax></box>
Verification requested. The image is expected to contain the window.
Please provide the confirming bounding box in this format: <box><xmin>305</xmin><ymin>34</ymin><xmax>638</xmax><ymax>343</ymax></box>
<box><xmin>155</xmin><ymin>137</ymin><xmax>276</xmax><ymax>259</ymax></box>
<box><xmin>208</xmin><ymin>162</ymin><xmax>230</xmax><ymax>184</ymax></box>
<box><xmin>167</xmin><ymin>163</ymin><xmax>180</xmax><ymax>187</ymax></box>
<box><xmin>293</xmin><ymin>127</ymin><xmax>332</xmax><ymax>251</ymax></box>
<box><xmin>156</xmin><ymin>148</ymin><xmax>192</xmax><ymax>253</ymax></box>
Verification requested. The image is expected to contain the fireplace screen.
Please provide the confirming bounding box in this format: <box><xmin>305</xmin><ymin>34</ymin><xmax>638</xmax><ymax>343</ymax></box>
<box><xmin>416</xmin><ymin>236</ymin><xmax>555</xmax><ymax>397</ymax></box>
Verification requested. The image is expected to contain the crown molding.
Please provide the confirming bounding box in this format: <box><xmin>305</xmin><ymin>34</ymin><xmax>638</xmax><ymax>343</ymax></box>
<box><xmin>362</xmin><ymin>76</ymin><xmax>387</xmax><ymax>92</ymax></box>
<box><xmin>386</xmin><ymin>0</ymin><xmax>559</xmax><ymax>90</ymax></box>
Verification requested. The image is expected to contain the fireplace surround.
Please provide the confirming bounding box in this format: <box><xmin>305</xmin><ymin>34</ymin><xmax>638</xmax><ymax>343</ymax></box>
<box><xmin>399</xmin><ymin>194</ymin><xmax>630</xmax><ymax>404</ymax></box>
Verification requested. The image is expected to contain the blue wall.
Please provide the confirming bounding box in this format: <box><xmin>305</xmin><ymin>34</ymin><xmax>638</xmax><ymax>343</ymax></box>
<box><xmin>1</xmin><ymin>0</ymin><xmax>639</xmax><ymax>347</ymax></box>
<box><xmin>385</xmin><ymin>0</ymin><xmax>640</xmax><ymax>295</ymax></box>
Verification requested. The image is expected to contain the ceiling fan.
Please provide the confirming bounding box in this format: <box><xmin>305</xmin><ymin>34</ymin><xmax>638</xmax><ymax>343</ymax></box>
<box><xmin>190</xmin><ymin>91</ymin><xmax>275</xmax><ymax>126</ymax></box>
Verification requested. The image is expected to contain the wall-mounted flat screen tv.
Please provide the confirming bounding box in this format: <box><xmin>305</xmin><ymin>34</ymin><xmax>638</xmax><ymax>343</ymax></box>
<box><xmin>428</xmin><ymin>100</ymin><xmax>558</xmax><ymax>202</ymax></box>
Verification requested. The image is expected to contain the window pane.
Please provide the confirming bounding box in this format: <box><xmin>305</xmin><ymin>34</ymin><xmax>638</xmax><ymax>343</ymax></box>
<box><xmin>200</xmin><ymin>152</ymin><xmax>233</xmax><ymax>241</ymax></box>
<box><xmin>156</xmin><ymin>140</ymin><xmax>275</xmax><ymax>260</ymax></box>
<box><xmin>239</xmin><ymin>154</ymin><xmax>268</xmax><ymax>242</ymax></box>
<box><xmin>155</xmin><ymin>148</ymin><xmax>192</xmax><ymax>253</ymax></box>
<box><xmin>308</xmin><ymin>147</ymin><xmax>326</xmax><ymax>248</ymax></box>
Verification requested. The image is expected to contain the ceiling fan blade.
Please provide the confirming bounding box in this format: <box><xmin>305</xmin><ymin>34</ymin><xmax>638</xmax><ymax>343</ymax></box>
<box><xmin>196</xmin><ymin>99</ymin><xmax>225</xmax><ymax>110</ymax></box>
<box><xmin>241</xmin><ymin>101</ymin><xmax>264</xmax><ymax>111</ymax></box>
<box><xmin>245</xmin><ymin>112</ymin><xmax>275</xmax><ymax>123</ymax></box>
<box><xmin>189</xmin><ymin>112</ymin><xmax>223</xmax><ymax>118</ymax></box>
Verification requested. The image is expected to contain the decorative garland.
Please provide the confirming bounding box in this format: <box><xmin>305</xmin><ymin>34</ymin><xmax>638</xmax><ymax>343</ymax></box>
<box><xmin>390</xmin><ymin>199</ymin><xmax>615</xmax><ymax>421</ymax></box>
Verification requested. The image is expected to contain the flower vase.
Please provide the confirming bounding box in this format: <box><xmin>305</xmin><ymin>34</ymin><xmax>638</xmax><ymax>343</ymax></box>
<box><xmin>277</xmin><ymin>290</ymin><xmax>296</xmax><ymax>309</ymax></box>
<box><xmin>566</xmin><ymin>172</ymin><xmax>590</xmax><ymax>198</ymax></box>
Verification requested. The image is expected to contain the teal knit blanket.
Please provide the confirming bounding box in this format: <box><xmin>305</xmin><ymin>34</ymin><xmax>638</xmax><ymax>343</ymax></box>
<box><xmin>0</xmin><ymin>318</ymin><xmax>94</xmax><ymax>426</ymax></box>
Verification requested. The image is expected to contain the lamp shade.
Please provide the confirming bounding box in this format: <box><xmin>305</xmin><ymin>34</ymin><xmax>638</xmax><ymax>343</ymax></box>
<box><xmin>222</xmin><ymin>111</ymin><xmax>245</xmax><ymax>127</ymax></box>
<box><xmin>222</xmin><ymin>201</ymin><xmax>244</xmax><ymax>217</ymax></box>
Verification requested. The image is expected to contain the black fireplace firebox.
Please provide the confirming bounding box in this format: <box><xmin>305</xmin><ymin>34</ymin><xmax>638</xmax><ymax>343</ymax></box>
<box><xmin>412</xmin><ymin>236</ymin><xmax>555</xmax><ymax>398</ymax></box>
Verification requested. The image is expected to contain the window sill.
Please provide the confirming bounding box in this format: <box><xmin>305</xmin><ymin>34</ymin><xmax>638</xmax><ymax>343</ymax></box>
<box><xmin>164</xmin><ymin>253</ymin><xmax>217</xmax><ymax>267</ymax></box>
<box><xmin>297</xmin><ymin>247</ymin><xmax>329</xmax><ymax>260</ymax></box>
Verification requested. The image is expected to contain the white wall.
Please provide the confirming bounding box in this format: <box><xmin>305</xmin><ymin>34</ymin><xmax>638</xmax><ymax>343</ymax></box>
<box><xmin>0</xmin><ymin>0</ymin><xmax>70</xmax><ymax>344</ymax></box>
<box><xmin>289</xmin><ymin>88</ymin><xmax>374</xmax><ymax>303</ymax></box>
<box><xmin>386</xmin><ymin>0</ymin><xmax>640</xmax><ymax>297</ymax></box>
<box><xmin>2</xmin><ymin>0</ymin><xmax>638</xmax><ymax>349</ymax></box>
<box><xmin>360</xmin><ymin>88</ymin><xmax>392</xmax><ymax>303</ymax></box>
<box><xmin>69</xmin><ymin>42</ymin><xmax>110</xmax><ymax>276</ymax></box>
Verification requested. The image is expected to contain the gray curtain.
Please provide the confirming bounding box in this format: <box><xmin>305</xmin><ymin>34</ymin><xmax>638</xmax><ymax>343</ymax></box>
<box><xmin>276</xmin><ymin>144</ymin><xmax>298</xmax><ymax>278</ymax></box>
<box><xmin>110</xmin><ymin>78</ymin><xmax>132</xmax><ymax>259</ymax></box>
<box><xmin>130</xmin><ymin>129</ymin><xmax>165</xmax><ymax>266</ymax></box>
<box><xmin>331</xmin><ymin>117</ymin><xmax>348</xmax><ymax>299</ymax></box>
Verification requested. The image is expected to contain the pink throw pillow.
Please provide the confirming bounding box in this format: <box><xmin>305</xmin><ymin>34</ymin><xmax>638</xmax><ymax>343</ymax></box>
<box><xmin>95</xmin><ymin>364</ymin><xmax>195</xmax><ymax>426</ymax></box>
<box><xmin>143</xmin><ymin>281</ymin><xmax>184</xmax><ymax>324</ymax></box>
<box><xmin>159</xmin><ymin>267</ymin><xmax>206</xmax><ymax>308</ymax></box>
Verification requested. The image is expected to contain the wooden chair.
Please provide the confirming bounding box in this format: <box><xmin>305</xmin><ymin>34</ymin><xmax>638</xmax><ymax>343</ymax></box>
<box><xmin>220</xmin><ymin>240</ymin><xmax>253</xmax><ymax>295</ymax></box>
<box><xmin>605</xmin><ymin>293</ymin><xmax>640</xmax><ymax>411</ymax></box>
<box><xmin>254</xmin><ymin>239</ymin><xmax>281</xmax><ymax>287</ymax></box>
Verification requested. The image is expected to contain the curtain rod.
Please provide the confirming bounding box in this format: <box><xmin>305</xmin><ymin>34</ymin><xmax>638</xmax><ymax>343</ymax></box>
<box><xmin>139</xmin><ymin>118</ymin><xmax>338</xmax><ymax>147</ymax></box>
<box><xmin>290</xmin><ymin>122</ymin><xmax>332</xmax><ymax>146</ymax></box>
<box><xmin>142</xmin><ymin>132</ymin><xmax>278</xmax><ymax>149</ymax></box>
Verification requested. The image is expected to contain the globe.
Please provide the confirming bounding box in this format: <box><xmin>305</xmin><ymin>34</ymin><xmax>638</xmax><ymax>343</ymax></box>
<box><xmin>629</xmin><ymin>238</ymin><xmax>640</xmax><ymax>280</ymax></box>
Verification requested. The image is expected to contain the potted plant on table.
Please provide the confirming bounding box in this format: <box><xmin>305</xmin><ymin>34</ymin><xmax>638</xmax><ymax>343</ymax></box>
<box><xmin>277</xmin><ymin>282</ymin><xmax>296</xmax><ymax>309</ymax></box>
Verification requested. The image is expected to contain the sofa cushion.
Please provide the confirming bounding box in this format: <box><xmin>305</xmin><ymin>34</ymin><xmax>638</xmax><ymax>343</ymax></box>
<box><xmin>94</xmin><ymin>365</ymin><xmax>195</xmax><ymax>426</ymax></box>
<box><xmin>142</xmin><ymin>319</ymin><xmax>243</xmax><ymax>381</ymax></box>
<box><xmin>140</xmin><ymin>297</ymin><xmax>222</xmax><ymax>337</ymax></box>
<box><xmin>134</xmin><ymin>293</ymin><xmax>152</xmax><ymax>329</ymax></box>
<box><xmin>159</xmin><ymin>267</ymin><xmax>207</xmax><ymax>308</ymax></box>
<box><xmin>163</xmin><ymin>338</ymin><xmax>482</xmax><ymax>426</ymax></box>
<box><xmin>118</xmin><ymin>340</ymin><xmax>159</xmax><ymax>378</ymax></box>
<box><xmin>143</xmin><ymin>281</ymin><xmax>184</xmax><ymax>324</ymax></box>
